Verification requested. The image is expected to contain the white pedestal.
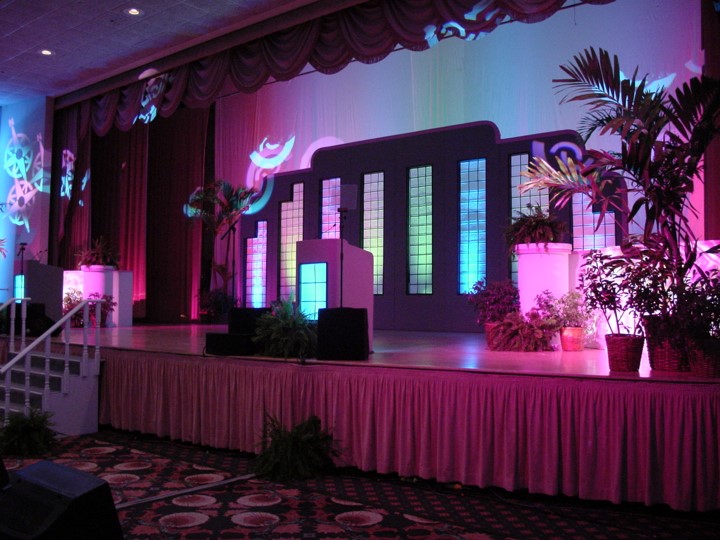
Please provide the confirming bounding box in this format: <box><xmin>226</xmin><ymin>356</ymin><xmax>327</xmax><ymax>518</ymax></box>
<box><xmin>517</xmin><ymin>242</ymin><xmax>573</xmax><ymax>314</ymax></box>
<box><xmin>63</xmin><ymin>270</ymin><xmax>133</xmax><ymax>327</ymax></box>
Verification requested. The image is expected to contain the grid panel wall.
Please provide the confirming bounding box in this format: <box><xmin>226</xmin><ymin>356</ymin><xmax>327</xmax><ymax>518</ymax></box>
<box><xmin>363</xmin><ymin>171</ymin><xmax>385</xmax><ymax>295</ymax></box>
<box><xmin>298</xmin><ymin>262</ymin><xmax>327</xmax><ymax>321</ymax></box>
<box><xmin>407</xmin><ymin>166</ymin><xmax>433</xmax><ymax>295</ymax></box>
<box><xmin>572</xmin><ymin>193</ymin><xmax>616</xmax><ymax>250</ymax></box>
<box><xmin>321</xmin><ymin>178</ymin><xmax>341</xmax><ymax>239</ymax></box>
<box><xmin>509</xmin><ymin>153</ymin><xmax>546</xmax><ymax>283</ymax></box>
<box><xmin>245</xmin><ymin>220</ymin><xmax>268</xmax><ymax>308</ymax></box>
<box><xmin>458</xmin><ymin>159</ymin><xmax>487</xmax><ymax>293</ymax></box>
<box><xmin>280</xmin><ymin>184</ymin><xmax>304</xmax><ymax>298</ymax></box>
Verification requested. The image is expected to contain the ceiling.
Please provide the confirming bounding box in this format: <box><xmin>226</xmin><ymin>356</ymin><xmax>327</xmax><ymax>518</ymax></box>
<box><xmin>0</xmin><ymin>0</ymin><xmax>344</xmax><ymax>108</ymax></box>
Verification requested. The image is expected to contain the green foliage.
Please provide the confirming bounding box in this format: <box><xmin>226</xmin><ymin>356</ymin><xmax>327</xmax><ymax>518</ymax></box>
<box><xmin>467</xmin><ymin>279</ymin><xmax>520</xmax><ymax>325</ymax></box>
<box><xmin>535</xmin><ymin>289</ymin><xmax>591</xmax><ymax>329</ymax></box>
<box><xmin>0</xmin><ymin>408</ymin><xmax>56</xmax><ymax>456</ymax></box>
<box><xmin>199</xmin><ymin>288</ymin><xmax>237</xmax><ymax>318</ymax></box>
<box><xmin>253</xmin><ymin>298</ymin><xmax>317</xmax><ymax>359</ymax></box>
<box><xmin>62</xmin><ymin>289</ymin><xmax>117</xmax><ymax>327</ymax></box>
<box><xmin>76</xmin><ymin>236</ymin><xmax>120</xmax><ymax>269</ymax></box>
<box><xmin>186</xmin><ymin>180</ymin><xmax>255</xmax><ymax>236</ymax></box>
<box><xmin>504</xmin><ymin>204</ymin><xmax>566</xmax><ymax>251</ymax></box>
<box><xmin>253</xmin><ymin>415</ymin><xmax>338</xmax><ymax>481</ymax></box>
<box><xmin>487</xmin><ymin>310</ymin><xmax>557</xmax><ymax>352</ymax></box>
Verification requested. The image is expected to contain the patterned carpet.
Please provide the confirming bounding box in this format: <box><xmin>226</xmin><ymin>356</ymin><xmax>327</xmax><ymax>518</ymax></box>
<box><xmin>4</xmin><ymin>428</ymin><xmax>720</xmax><ymax>539</ymax></box>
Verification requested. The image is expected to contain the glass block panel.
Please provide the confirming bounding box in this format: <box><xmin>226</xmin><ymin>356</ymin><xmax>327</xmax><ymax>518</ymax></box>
<box><xmin>298</xmin><ymin>262</ymin><xmax>327</xmax><ymax>321</ymax></box>
<box><xmin>280</xmin><ymin>184</ymin><xmax>304</xmax><ymax>298</ymax></box>
<box><xmin>363</xmin><ymin>171</ymin><xmax>385</xmax><ymax>295</ymax></box>
<box><xmin>321</xmin><ymin>178</ymin><xmax>341</xmax><ymax>239</ymax></box>
<box><xmin>408</xmin><ymin>165</ymin><xmax>432</xmax><ymax>294</ymax></box>
<box><xmin>245</xmin><ymin>220</ymin><xmax>268</xmax><ymax>308</ymax></box>
<box><xmin>458</xmin><ymin>158</ymin><xmax>486</xmax><ymax>293</ymax></box>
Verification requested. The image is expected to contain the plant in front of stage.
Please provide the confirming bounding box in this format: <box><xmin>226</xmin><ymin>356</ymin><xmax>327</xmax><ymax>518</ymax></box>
<box><xmin>0</xmin><ymin>408</ymin><xmax>55</xmax><ymax>456</ymax></box>
<box><xmin>253</xmin><ymin>414</ymin><xmax>338</xmax><ymax>481</ymax></box>
<box><xmin>253</xmin><ymin>297</ymin><xmax>317</xmax><ymax>360</ymax></box>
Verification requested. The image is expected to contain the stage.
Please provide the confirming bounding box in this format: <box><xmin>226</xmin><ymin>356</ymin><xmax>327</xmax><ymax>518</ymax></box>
<box><xmin>62</xmin><ymin>325</ymin><xmax>720</xmax><ymax>512</ymax></box>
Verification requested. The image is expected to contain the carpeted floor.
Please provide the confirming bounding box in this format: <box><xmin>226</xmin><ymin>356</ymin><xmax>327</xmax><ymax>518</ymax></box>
<box><xmin>4</xmin><ymin>427</ymin><xmax>720</xmax><ymax>539</ymax></box>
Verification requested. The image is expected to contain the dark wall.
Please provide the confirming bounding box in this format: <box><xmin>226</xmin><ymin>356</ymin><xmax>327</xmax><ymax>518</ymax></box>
<box><xmin>241</xmin><ymin>120</ymin><xmax>583</xmax><ymax>332</ymax></box>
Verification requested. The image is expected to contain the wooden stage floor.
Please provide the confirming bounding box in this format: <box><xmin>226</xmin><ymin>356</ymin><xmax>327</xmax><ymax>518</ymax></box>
<box><xmin>64</xmin><ymin>323</ymin><xmax>717</xmax><ymax>383</ymax></box>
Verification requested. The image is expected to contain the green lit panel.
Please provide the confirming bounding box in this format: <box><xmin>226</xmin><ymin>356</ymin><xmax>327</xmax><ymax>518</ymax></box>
<box><xmin>280</xmin><ymin>183</ymin><xmax>304</xmax><ymax>298</ymax></box>
<box><xmin>299</xmin><ymin>262</ymin><xmax>327</xmax><ymax>321</ymax></box>
<box><xmin>509</xmin><ymin>153</ymin><xmax>544</xmax><ymax>283</ymax></box>
<box><xmin>321</xmin><ymin>178</ymin><xmax>341</xmax><ymax>239</ymax></box>
<box><xmin>458</xmin><ymin>159</ymin><xmax>486</xmax><ymax>293</ymax></box>
<box><xmin>362</xmin><ymin>171</ymin><xmax>384</xmax><ymax>295</ymax></box>
<box><xmin>407</xmin><ymin>165</ymin><xmax>432</xmax><ymax>295</ymax></box>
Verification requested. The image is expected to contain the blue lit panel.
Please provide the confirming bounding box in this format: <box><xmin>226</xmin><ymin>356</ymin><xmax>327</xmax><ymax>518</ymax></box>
<box><xmin>280</xmin><ymin>184</ymin><xmax>304</xmax><ymax>298</ymax></box>
<box><xmin>245</xmin><ymin>221</ymin><xmax>268</xmax><ymax>308</ymax></box>
<box><xmin>362</xmin><ymin>171</ymin><xmax>384</xmax><ymax>295</ymax></box>
<box><xmin>458</xmin><ymin>159</ymin><xmax>486</xmax><ymax>293</ymax></box>
<box><xmin>408</xmin><ymin>166</ymin><xmax>432</xmax><ymax>295</ymax></box>
<box><xmin>13</xmin><ymin>274</ymin><xmax>25</xmax><ymax>299</ymax></box>
<box><xmin>299</xmin><ymin>262</ymin><xmax>327</xmax><ymax>321</ymax></box>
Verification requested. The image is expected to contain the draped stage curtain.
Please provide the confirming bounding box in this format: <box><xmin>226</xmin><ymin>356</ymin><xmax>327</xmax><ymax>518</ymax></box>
<box><xmin>90</xmin><ymin>125</ymin><xmax>149</xmax><ymax>308</ymax></box>
<box><xmin>145</xmin><ymin>107</ymin><xmax>208</xmax><ymax>323</ymax></box>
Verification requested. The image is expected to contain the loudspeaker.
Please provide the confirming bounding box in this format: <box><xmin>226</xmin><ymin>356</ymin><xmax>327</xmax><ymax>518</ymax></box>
<box><xmin>13</xmin><ymin>304</ymin><xmax>60</xmax><ymax>338</ymax></box>
<box><xmin>316</xmin><ymin>307</ymin><xmax>369</xmax><ymax>360</ymax></box>
<box><xmin>0</xmin><ymin>457</ymin><xmax>8</xmax><ymax>488</ymax></box>
<box><xmin>0</xmin><ymin>460</ymin><xmax>123</xmax><ymax>539</ymax></box>
<box><xmin>205</xmin><ymin>332</ymin><xmax>255</xmax><ymax>356</ymax></box>
<box><xmin>228</xmin><ymin>307</ymin><xmax>270</xmax><ymax>335</ymax></box>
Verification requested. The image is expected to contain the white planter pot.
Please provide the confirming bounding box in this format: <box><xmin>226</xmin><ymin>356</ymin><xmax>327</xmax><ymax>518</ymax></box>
<box><xmin>516</xmin><ymin>242</ymin><xmax>573</xmax><ymax>314</ymax></box>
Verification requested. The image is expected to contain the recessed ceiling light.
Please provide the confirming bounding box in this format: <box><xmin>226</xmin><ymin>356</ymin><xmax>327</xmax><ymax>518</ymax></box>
<box><xmin>39</xmin><ymin>49</ymin><xmax>54</xmax><ymax>56</ymax></box>
<box><xmin>126</xmin><ymin>8</ymin><xmax>143</xmax><ymax>16</ymax></box>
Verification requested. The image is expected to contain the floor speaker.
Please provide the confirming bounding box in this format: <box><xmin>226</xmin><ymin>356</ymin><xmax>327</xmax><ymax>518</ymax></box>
<box><xmin>0</xmin><ymin>460</ymin><xmax>123</xmax><ymax>539</ymax></box>
<box><xmin>228</xmin><ymin>307</ymin><xmax>270</xmax><ymax>335</ymax></box>
<box><xmin>316</xmin><ymin>307</ymin><xmax>369</xmax><ymax>360</ymax></box>
<box><xmin>205</xmin><ymin>332</ymin><xmax>255</xmax><ymax>356</ymax></box>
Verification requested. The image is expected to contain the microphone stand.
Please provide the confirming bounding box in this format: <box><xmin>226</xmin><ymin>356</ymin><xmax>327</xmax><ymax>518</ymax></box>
<box><xmin>338</xmin><ymin>207</ymin><xmax>348</xmax><ymax>308</ymax></box>
<box><xmin>220</xmin><ymin>216</ymin><xmax>241</xmax><ymax>307</ymax></box>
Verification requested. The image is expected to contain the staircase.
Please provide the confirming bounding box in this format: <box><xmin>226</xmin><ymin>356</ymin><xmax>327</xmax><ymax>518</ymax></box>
<box><xmin>0</xmin><ymin>299</ymin><xmax>105</xmax><ymax>436</ymax></box>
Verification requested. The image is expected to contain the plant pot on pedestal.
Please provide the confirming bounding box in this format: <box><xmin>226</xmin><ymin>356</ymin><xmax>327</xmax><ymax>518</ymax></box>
<box><xmin>605</xmin><ymin>334</ymin><xmax>644</xmax><ymax>372</ymax></box>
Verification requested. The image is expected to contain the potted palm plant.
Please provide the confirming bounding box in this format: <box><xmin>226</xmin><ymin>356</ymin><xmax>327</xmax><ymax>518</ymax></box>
<box><xmin>519</xmin><ymin>47</ymin><xmax>720</xmax><ymax>370</ymax></box>
<box><xmin>678</xmin><ymin>271</ymin><xmax>720</xmax><ymax>377</ymax></box>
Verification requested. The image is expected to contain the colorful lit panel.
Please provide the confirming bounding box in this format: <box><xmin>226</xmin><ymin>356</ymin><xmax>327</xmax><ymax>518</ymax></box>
<box><xmin>407</xmin><ymin>166</ymin><xmax>432</xmax><ymax>295</ymax></box>
<box><xmin>245</xmin><ymin>220</ymin><xmax>268</xmax><ymax>308</ymax></box>
<box><xmin>280</xmin><ymin>184</ymin><xmax>304</xmax><ymax>298</ymax></box>
<box><xmin>458</xmin><ymin>159</ymin><xmax>486</xmax><ymax>293</ymax></box>
<box><xmin>362</xmin><ymin>171</ymin><xmax>384</xmax><ymax>295</ymax></box>
<box><xmin>572</xmin><ymin>193</ymin><xmax>615</xmax><ymax>250</ymax></box>
<box><xmin>321</xmin><ymin>178</ymin><xmax>341</xmax><ymax>238</ymax></box>
<box><xmin>298</xmin><ymin>262</ymin><xmax>327</xmax><ymax>321</ymax></box>
<box><xmin>509</xmin><ymin>153</ymin><xmax>546</xmax><ymax>283</ymax></box>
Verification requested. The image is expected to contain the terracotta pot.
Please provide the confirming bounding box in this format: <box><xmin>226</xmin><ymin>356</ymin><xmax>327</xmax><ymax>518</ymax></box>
<box><xmin>560</xmin><ymin>327</ymin><xmax>584</xmax><ymax>351</ymax></box>
<box><xmin>605</xmin><ymin>334</ymin><xmax>644</xmax><ymax>372</ymax></box>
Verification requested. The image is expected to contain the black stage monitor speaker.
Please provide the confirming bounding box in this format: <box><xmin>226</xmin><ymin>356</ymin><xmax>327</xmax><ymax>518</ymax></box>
<box><xmin>316</xmin><ymin>307</ymin><xmax>369</xmax><ymax>361</ymax></box>
<box><xmin>0</xmin><ymin>460</ymin><xmax>123</xmax><ymax>540</ymax></box>
<box><xmin>228</xmin><ymin>307</ymin><xmax>271</xmax><ymax>335</ymax></box>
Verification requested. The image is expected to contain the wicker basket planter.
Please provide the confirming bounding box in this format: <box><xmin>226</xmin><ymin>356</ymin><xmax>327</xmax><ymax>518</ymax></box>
<box><xmin>687</xmin><ymin>338</ymin><xmax>720</xmax><ymax>378</ymax></box>
<box><xmin>605</xmin><ymin>334</ymin><xmax>644</xmax><ymax>372</ymax></box>
<box><xmin>644</xmin><ymin>316</ymin><xmax>689</xmax><ymax>372</ymax></box>
<box><xmin>560</xmin><ymin>327</ymin><xmax>585</xmax><ymax>351</ymax></box>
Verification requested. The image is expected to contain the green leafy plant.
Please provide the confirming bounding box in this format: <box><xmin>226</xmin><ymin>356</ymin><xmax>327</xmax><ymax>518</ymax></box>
<box><xmin>253</xmin><ymin>297</ymin><xmax>317</xmax><ymax>359</ymax></box>
<box><xmin>62</xmin><ymin>289</ymin><xmax>116</xmax><ymax>327</ymax></box>
<box><xmin>76</xmin><ymin>236</ymin><xmax>120</xmax><ymax>269</ymax></box>
<box><xmin>253</xmin><ymin>415</ymin><xmax>338</xmax><ymax>481</ymax></box>
<box><xmin>487</xmin><ymin>310</ymin><xmax>557</xmax><ymax>352</ymax></box>
<box><xmin>535</xmin><ymin>289</ymin><xmax>591</xmax><ymax>329</ymax></box>
<box><xmin>467</xmin><ymin>278</ymin><xmax>520</xmax><ymax>326</ymax></box>
<box><xmin>198</xmin><ymin>288</ymin><xmax>237</xmax><ymax>320</ymax></box>
<box><xmin>0</xmin><ymin>408</ymin><xmax>55</xmax><ymax>456</ymax></box>
<box><xmin>504</xmin><ymin>203</ymin><xmax>566</xmax><ymax>252</ymax></box>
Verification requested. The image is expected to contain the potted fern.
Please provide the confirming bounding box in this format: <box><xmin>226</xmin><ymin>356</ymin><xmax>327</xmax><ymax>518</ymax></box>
<box><xmin>467</xmin><ymin>279</ymin><xmax>520</xmax><ymax>342</ymax></box>
<box><xmin>535</xmin><ymin>290</ymin><xmax>591</xmax><ymax>351</ymax></box>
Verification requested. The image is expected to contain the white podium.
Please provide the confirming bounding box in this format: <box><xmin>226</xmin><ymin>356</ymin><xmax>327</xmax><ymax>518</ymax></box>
<box><xmin>296</xmin><ymin>239</ymin><xmax>374</xmax><ymax>349</ymax></box>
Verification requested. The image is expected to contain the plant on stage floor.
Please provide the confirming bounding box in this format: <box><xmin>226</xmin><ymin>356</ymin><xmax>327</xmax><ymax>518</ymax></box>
<box><xmin>62</xmin><ymin>289</ymin><xmax>116</xmax><ymax>327</ymax></box>
<box><xmin>504</xmin><ymin>203</ymin><xmax>566</xmax><ymax>253</ymax></box>
<box><xmin>253</xmin><ymin>297</ymin><xmax>317</xmax><ymax>359</ymax></box>
<box><xmin>253</xmin><ymin>414</ymin><xmax>338</xmax><ymax>481</ymax></box>
<box><xmin>467</xmin><ymin>278</ymin><xmax>520</xmax><ymax>327</ymax></box>
<box><xmin>487</xmin><ymin>310</ymin><xmax>557</xmax><ymax>352</ymax></box>
<box><xmin>0</xmin><ymin>408</ymin><xmax>55</xmax><ymax>456</ymax></box>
